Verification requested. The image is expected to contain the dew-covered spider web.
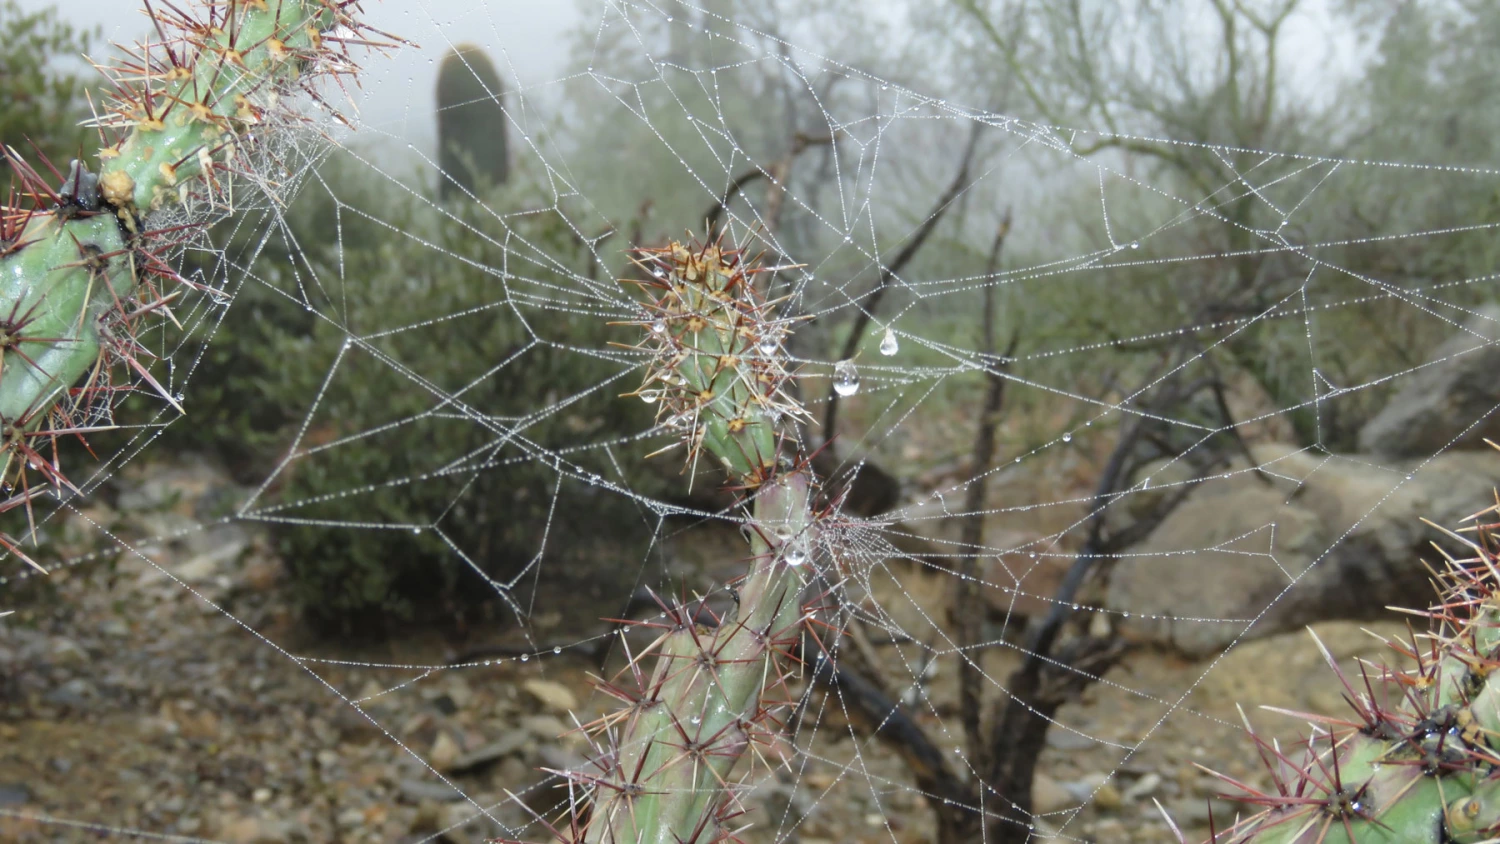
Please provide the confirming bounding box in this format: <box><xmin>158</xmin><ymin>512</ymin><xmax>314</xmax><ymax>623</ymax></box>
<box><xmin>4</xmin><ymin>1</ymin><xmax>1500</xmax><ymax>842</ymax></box>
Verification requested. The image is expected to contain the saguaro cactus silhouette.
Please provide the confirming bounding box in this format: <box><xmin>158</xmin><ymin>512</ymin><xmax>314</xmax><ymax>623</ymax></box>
<box><xmin>435</xmin><ymin>43</ymin><xmax>509</xmax><ymax>201</ymax></box>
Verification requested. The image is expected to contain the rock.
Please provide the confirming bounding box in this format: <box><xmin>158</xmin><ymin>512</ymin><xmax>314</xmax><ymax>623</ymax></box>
<box><xmin>451</xmin><ymin>732</ymin><xmax>530</xmax><ymax>775</ymax></box>
<box><xmin>1032</xmin><ymin>773</ymin><xmax>1074</xmax><ymax>815</ymax></box>
<box><xmin>521</xmin><ymin>678</ymin><xmax>578</xmax><ymax>714</ymax></box>
<box><xmin>42</xmin><ymin>677</ymin><xmax>94</xmax><ymax>708</ymax></box>
<box><xmin>1121</xmin><ymin>771</ymin><xmax>1161</xmax><ymax>802</ymax></box>
<box><xmin>398</xmin><ymin>778</ymin><xmax>466</xmax><ymax>803</ymax></box>
<box><xmin>0</xmin><ymin>783</ymin><xmax>29</xmax><ymax>806</ymax></box>
<box><xmin>520</xmin><ymin>714</ymin><xmax>569</xmax><ymax>742</ymax></box>
<box><xmin>1360</xmin><ymin>305</ymin><xmax>1500</xmax><ymax>457</ymax></box>
<box><xmin>1107</xmin><ymin>443</ymin><xmax>1500</xmax><ymax>654</ymax></box>
<box><xmin>428</xmin><ymin>731</ymin><xmax>461</xmax><ymax>772</ymax></box>
<box><xmin>1092</xmin><ymin>782</ymin><xmax>1123</xmax><ymax>811</ymax></box>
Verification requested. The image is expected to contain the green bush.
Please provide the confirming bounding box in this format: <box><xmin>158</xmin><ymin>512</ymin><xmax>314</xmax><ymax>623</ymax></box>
<box><xmin>162</xmin><ymin>151</ymin><xmax>675</xmax><ymax>631</ymax></box>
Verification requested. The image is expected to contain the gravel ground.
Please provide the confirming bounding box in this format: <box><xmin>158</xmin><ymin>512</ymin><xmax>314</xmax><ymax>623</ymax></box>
<box><xmin>0</xmin><ymin>457</ymin><xmax>1416</xmax><ymax>843</ymax></box>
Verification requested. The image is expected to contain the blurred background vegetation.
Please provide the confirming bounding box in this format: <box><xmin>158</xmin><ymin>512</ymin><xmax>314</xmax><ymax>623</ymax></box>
<box><xmin>3</xmin><ymin>0</ymin><xmax>1497</xmax><ymax>634</ymax></box>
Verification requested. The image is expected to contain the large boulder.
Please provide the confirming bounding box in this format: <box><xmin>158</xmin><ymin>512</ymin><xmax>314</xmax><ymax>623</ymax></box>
<box><xmin>1359</xmin><ymin>305</ymin><xmax>1500</xmax><ymax>458</ymax></box>
<box><xmin>1106</xmin><ymin>443</ymin><xmax>1500</xmax><ymax>655</ymax></box>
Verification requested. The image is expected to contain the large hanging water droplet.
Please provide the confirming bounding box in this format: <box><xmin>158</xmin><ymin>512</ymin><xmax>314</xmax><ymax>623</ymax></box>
<box><xmin>784</xmin><ymin>538</ymin><xmax>809</xmax><ymax>566</ymax></box>
<box><xmin>758</xmin><ymin>333</ymin><xmax>779</xmax><ymax>356</ymax></box>
<box><xmin>833</xmin><ymin>360</ymin><xmax>860</xmax><ymax>396</ymax></box>
<box><xmin>1061</xmin><ymin>432</ymin><xmax>1072</xmax><ymax>443</ymax></box>
<box><xmin>879</xmin><ymin>328</ymin><xmax>899</xmax><ymax>356</ymax></box>
<box><xmin>650</xmin><ymin>319</ymin><xmax>666</xmax><ymax>334</ymax></box>
<box><xmin>640</xmin><ymin>390</ymin><xmax>660</xmax><ymax>404</ymax></box>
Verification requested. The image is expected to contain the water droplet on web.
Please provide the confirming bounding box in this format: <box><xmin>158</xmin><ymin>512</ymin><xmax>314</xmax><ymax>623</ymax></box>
<box><xmin>1141</xmin><ymin>478</ymin><xmax>1151</xmax><ymax>490</ymax></box>
<box><xmin>640</xmin><ymin>391</ymin><xmax>659</xmax><ymax>404</ymax></box>
<box><xmin>689</xmin><ymin>715</ymin><xmax>701</xmax><ymax>725</ymax></box>
<box><xmin>174</xmin><ymin>392</ymin><xmax>185</xmax><ymax>402</ymax></box>
<box><xmin>1129</xmin><ymin>241</ymin><xmax>1140</xmax><ymax>250</ymax></box>
<box><xmin>1061</xmin><ymin>432</ymin><xmax>1072</xmax><ymax>443</ymax></box>
<box><xmin>758</xmin><ymin>334</ymin><xmax>779</xmax><ymax>355</ymax></box>
<box><xmin>784</xmin><ymin>540</ymin><xmax>808</xmax><ymax>566</ymax></box>
<box><xmin>553</xmin><ymin>646</ymin><xmax>562</xmax><ymax>655</ymax></box>
<box><xmin>650</xmin><ymin>319</ymin><xmax>666</xmax><ymax>333</ymax></box>
<box><xmin>519</xmin><ymin>653</ymin><xmax>529</xmax><ymax>662</ymax></box>
<box><xmin>412</xmin><ymin>527</ymin><xmax>422</xmax><ymax>535</ymax></box>
<box><xmin>879</xmin><ymin>328</ymin><xmax>899</xmax><ymax>356</ymax></box>
<box><xmin>666</xmin><ymin>15</ymin><xmax>673</xmax><ymax>21</ymax></box>
<box><xmin>833</xmin><ymin>360</ymin><xmax>860</xmax><ymax>396</ymax></box>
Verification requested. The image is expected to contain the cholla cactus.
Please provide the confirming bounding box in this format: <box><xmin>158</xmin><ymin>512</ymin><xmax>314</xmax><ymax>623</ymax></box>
<box><xmin>1191</xmin><ymin>493</ymin><xmax>1500</xmax><ymax>843</ymax></box>
<box><xmin>624</xmin><ymin>238</ymin><xmax>808</xmax><ymax>489</ymax></box>
<box><xmin>513</xmin><ymin>237</ymin><xmax>822</xmax><ymax>844</ymax></box>
<box><xmin>0</xmin><ymin>0</ymin><xmax>396</xmax><ymax>569</ymax></box>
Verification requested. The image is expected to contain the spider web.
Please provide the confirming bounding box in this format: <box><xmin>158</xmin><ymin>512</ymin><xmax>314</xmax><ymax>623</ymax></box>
<box><xmin>4</xmin><ymin>1</ymin><xmax>1500</xmax><ymax>842</ymax></box>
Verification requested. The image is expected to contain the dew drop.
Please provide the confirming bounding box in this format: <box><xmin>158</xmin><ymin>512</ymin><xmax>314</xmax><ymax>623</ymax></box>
<box><xmin>1129</xmin><ymin>241</ymin><xmax>1140</xmax><ymax>250</ymax></box>
<box><xmin>553</xmin><ymin>646</ymin><xmax>562</xmax><ymax>655</ymax></box>
<box><xmin>650</xmin><ymin>319</ymin><xmax>666</xmax><ymax>333</ymax></box>
<box><xmin>879</xmin><ymin>328</ymin><xmax>899</xmax><ymax>356</ymax></box>
<box><xmin>519</xmin><ymin>653</ymin><xmax>529</xmax><ymax>662</ymax></box>
<box><xmin>1061</xmin><ymin>432</ymin><xmax>1073</xmax><ymax>443</ymax></box>
<box><xmin>833</xmin><ymin>360</ymin><xmax>860</xmax><ymax>397</ymax></box>
<box><xmin>640</xmin><ymin>391</ymin><xmax>659</xmax><ymax>404</ymax></box>
<box><xmin>784</xmin><ymin>540</ymin><xmax>808</xmax><ymax>566</ymax></box>
<box><xmin>412</xmin><ymin>527</ymin><xmax>423</xmax><ymax>535</ymax></box>
<box><xmin>758</xmin><ymin>333</ymin><xmax>779</xmax><ymax>355</ymax></box>
<box><xmin>689</xmin><ymin>715</ymin><xmax>701</xmax><ymax>725</ymax></box>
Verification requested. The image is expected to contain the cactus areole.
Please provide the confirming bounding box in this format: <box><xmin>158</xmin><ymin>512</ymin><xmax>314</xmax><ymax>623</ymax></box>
<box><xmin>0</xmin><ymin>0</ymin><xmax>394</xmax><ymax>569</ymax></box>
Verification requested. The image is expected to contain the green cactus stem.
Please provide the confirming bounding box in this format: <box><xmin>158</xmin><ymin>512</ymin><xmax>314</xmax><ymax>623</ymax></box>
<box><xmin>526</xmin><ymin>237</ymin><xmax>819</xmax><ymax>844</ymax></box>
<box><xmin>1194</xmin><ymin>503</ymin><xmax>1500</xmax><ymax>843</ymax></box>
<box><xmin>0</xmin><ymin>0</ymin><xmax>394</xmax><ymax>569</ymax></box>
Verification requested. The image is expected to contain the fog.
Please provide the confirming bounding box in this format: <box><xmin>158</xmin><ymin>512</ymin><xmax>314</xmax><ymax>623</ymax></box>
<box><xmin>13</xmin><ymin>0</ymin><xmax>584</xmax><ymax>156</ymax></box>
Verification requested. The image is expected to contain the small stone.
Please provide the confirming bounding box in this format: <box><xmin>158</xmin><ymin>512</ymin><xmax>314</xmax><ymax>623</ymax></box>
<box><xmin>1092</xmin><ymin>783</ymin><xmax>1123</xmax><ymax>811</ymax></box>
<box><xmin>451</xmin><ymin>733</ymin><xmax>529</xmax><ymax>774</ymax></box>
<box><xmin>521</xmin><ymin>679</ymin><xmax>578</xmax><ymax>714</ymax></box>
<box><xmin>1122</xmin><ymin>771</ymin><xmax>1162</xmax><ymax>802</ymax></box>
<box><xmin>0</xmin><ymin>783</ymin><xmax>30</xmax><ymax>806</ymax></box>
<box><xmin>520</xmin><ymin>714</ymin><xmax>569</xmax><ymax>742</ymax></box>
<box><xmin>399</xmin><ymin>778</ymin><xmax>465</xmax><ymax>803</ymax></box>
<box><xmin>1032</xmin><ymin>773</ymin><xmax>1073</xmax><ymax>814</ymax></box>
<box><xmin>429</xmin><ymin>731</ymin><xmax>461</xmax><ymax>772</ymax></box>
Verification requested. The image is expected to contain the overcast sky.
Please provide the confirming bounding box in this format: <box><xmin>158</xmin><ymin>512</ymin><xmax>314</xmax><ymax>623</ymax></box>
<box><xmin>17</xmin><ymin>0</ymin><xmax>1367</xmax><ymax>161</ymax></box>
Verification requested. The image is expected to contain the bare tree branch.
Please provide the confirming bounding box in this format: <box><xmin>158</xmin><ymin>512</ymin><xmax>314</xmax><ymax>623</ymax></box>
<box><xmin>822</xmin><ymin>117</ymin><xmax>987</xmax><ymax>439</ymax></box>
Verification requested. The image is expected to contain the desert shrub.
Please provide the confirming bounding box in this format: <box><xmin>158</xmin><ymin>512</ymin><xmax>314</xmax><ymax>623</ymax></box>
<box><xmin>158</xmin><ymin>151</ymin><xmax>673</xmax><ymax>631</ymax></box>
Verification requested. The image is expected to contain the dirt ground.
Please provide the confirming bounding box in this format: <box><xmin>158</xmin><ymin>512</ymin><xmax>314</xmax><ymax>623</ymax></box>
<box><xmin>0</xmin><ymin>457</ymin><xmax>1419</xmax><ymax>843</ymax></box>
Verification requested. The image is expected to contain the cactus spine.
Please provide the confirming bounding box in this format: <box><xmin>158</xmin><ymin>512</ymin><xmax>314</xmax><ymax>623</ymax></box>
<box><xmin>1197</xmin><ymin>497</ymin><xmax>1500</xmax><ymax>843</ymax></box>
<box><xmin>0</xmin><ymin>0</ymin><xmax>389</xmax><ymax>568</ymax></box>
<box><xmin>522</xmin><ymin>237</ymin><xmax>816</xmax><ymax>844</ymax></box>
<box><xmin>435</xmin><ymin>44</ymin><xmax>508</xmax><ymax>201</ymax></box>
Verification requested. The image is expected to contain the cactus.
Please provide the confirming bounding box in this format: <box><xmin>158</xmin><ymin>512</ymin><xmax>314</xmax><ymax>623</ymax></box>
<box><xmin>435</xmin><ymin>43</ymin><xmax>508</xmax><ymax>201</ymax></box>
<box><xmin>1190</xmin><ymin>491</ymin><xmax>1500</xmax><ymax>843</ymax></box>
<box><xmin>509</xmin><ymin>236</ymin><xmax>819</xmax><ymax>844</ymax></box>
<box><xmin>0</xmin><ymin>0</ymin><xmax>393</xmax><ymax>570</ymax></box>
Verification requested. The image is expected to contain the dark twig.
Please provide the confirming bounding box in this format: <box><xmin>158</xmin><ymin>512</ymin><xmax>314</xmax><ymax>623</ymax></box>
<box><xmin>703</xmin><ymin>132</ymin><xmax>835</xmax><ymax>238</ymax></box>
<box><xmin>823</xmin><ymin>117</ymin><xmax>987</xmax><ymax>440</ymax></box>
<box><xmin>955</xmin><ymin>214</ymin><xmax>1016</xmax><ymax>772</ymax></box>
